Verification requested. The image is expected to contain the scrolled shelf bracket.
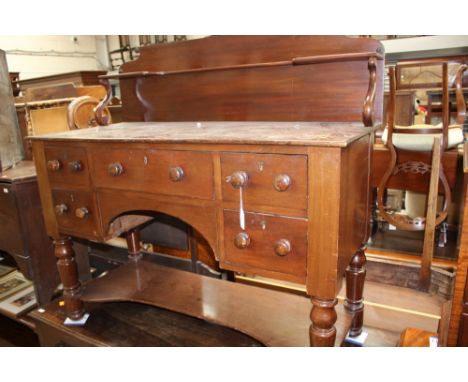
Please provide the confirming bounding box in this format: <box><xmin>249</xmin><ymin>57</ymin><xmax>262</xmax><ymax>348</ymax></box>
<box><xmin>94</xmin><ymin>78</ymin><xmax>113</xmax><ymax>126</ymax></box>
<box><xmin>362</xmin><ymin>57</ymin><xmax>377</xmax><ymax>127</ymax></box>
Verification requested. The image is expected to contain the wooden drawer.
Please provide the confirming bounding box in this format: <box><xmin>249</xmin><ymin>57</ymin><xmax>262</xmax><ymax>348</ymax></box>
<box><xmin>221</xmin><ymin>153</ymin><xmax>307</xmax><ymax>213</ymax></box>
<box><xmin>44</xmin><ymin>146</ymin><xmax>90</xmax><ymax>188</ymax></box>
<box><xmin>91</xmin><ymin>148</ymin><xmax>214</xmax><ymax>200</ymax></box>
<box><xmin>51</xmin><ymin>189</ymin><xmax>101</xmax><ymax>238</ymax></box>
<box><xmin>223</xmin><ymin>210</ymin><xmax>307</xmax><ymax>277</ymax></box>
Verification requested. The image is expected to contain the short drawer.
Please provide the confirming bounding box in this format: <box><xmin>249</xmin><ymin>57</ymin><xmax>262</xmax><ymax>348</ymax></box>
<box><xmin>223</xmin><ymin>210</ymin><xmax>307</xmax><ymax>277</ymax></box>
<box><xmin>91</xmin><ymin>148</ymin><xmax>213</xmax><ymax>199</ymax></box>
<box><xmin>221</xmin><ymin>153</ymin><xmax>307</xmax><ymax>213</ymax></box>
<box><xmin>51</xmin><ymin>189</ymin><xmax>101</xmax><ymax>238</ymax></box>
<box><xmin>44</xmin><ymin>146</ymin><xmax>90</xmax><ymax>187</ymax></box>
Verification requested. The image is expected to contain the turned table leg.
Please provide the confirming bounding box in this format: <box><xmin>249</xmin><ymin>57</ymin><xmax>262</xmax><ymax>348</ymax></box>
<box><xmin>126</xmin><ymin>229</ymin><xmax>142</xmax><ymax>261</ymax></box>
<box><xmin>310</xmin><ymin>297</ymin><xmax>338</xmax><ymax>346</ymax></box>
<box><xmin>54</xmin><ymin>236</ymin><xmax>84</xmax><ymax>320</ymax></box>
<box><xmin>345</xmin><ymin>245</ymin><xmax>367</xmax><ymax>337</ymax></box>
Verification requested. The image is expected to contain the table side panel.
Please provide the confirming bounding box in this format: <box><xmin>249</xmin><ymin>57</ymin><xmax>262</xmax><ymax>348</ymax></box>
<box><xmin>338</xmin><ymin>135</ymin><xmax>371</xmax><ymax>279</ymax></box>
<box><xmin>306</xmin><ymin>146</ymin><xmax>342</xmax><ymax>298</ymax></box>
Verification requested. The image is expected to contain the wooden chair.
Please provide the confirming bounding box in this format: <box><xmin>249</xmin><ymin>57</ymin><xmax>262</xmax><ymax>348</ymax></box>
<box><xmin>67</xmin><ymin>95</ymin><xmax>112</xmax><ymax>130</ymax></box>
<box><xmin>377</xmin><ymin>63</ymin><xmax>467</xmax><ymax>289</ymax></box>
<box><xmin>15</xmin><ymin>83</ymin><xmax>112</xmax><ymax>159</ymax></box>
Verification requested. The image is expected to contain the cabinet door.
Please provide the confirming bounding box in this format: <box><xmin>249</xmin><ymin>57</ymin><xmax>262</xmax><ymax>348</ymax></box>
<box><xmin>0</xmin><ymin>184</ymin><xmax>24</xmax><ymax>255</ymax></box>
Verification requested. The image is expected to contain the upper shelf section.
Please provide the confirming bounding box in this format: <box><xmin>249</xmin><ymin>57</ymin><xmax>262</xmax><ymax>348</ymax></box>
<box><xmin>120</xmin><ymin>36</ymin><xmax>384</xmax><ymax>73</ymax></box>
<box><xmin>98</xmin><ymin>36</ymin><xmax>385</xmax><ymax>127</ymax></box>
<box><xmin>29</xmin><ymin>121</ymin><xmax>376</xmax><ymax>147</ymax></box>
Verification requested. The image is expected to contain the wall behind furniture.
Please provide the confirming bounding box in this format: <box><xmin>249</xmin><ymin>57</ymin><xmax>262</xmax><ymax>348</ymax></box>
<box><xmin>0</xmin><ymin>35</ymin><xmax>106</xmax><ymax>80</ymax></box>
<box><xmin>382</xmin><ymin>35</ymin><xmax>468</xmax><ymax>54</ymax></box>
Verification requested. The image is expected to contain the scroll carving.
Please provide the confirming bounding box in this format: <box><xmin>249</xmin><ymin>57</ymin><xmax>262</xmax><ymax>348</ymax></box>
<box><xmin>135</xmin><ymin>77</ymin><xmax>155</xmax><ymax>122</ymax></box>
<box><xmin>94</xmin><ymin>78</ymin><xmax>112</xmax><ymax>126</ymax></box>
<box><xmin>362</xmin><ymin>57</ymin><xmax>377</xmax><ymax>127</ymax></box>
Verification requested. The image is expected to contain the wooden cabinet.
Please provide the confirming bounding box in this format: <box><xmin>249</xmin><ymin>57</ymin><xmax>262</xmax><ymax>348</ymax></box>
<box><xmin>448</xmin><ymin>143</ymin><xmax>468</xmax><ymax>346</ymax></box>
<box><xmin>31</xmin><ymin>36</ymin><xmax>385</xmax><ymax>346</ymax></box>
<box><xmin>32</xmin><ymin>121</ymin><xmax>375</xmax><ymax>346</ymax></box>
<box><xmin>0</xmin><ymin>162</ymin><xmax>59</xmax><ymax>306</ymax></box>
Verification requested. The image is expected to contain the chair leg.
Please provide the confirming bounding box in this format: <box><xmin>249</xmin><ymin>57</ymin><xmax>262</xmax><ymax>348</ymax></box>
<box><xmin>345</xmin><ymin>246</ymin><xmax>367</xmax><ymax>336</ymax></box>
<box><xmin>437</xmin><ymin>222</ymin><xmax>448</xmax><ymax>248</ymax></box>
<box><xmin>420</xmin><ymin>137</ymin><xmax>442</xmax><ymax>291</ymax></box>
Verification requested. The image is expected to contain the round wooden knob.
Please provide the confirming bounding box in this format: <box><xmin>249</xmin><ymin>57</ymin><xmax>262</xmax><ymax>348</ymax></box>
<box><xmin>273</xmin><ymin>174</ymin><xmax>291</xmax><ymax>192</ymax></box>
<box><xmin>274</xmin><ymin>239</ymin><xmax>291</xmax><ymax>256</ymax></box>
<box><xmin>47</xmin><ymin>159</ymin><xmax>61</xmax><ymax>172</ymax></box>
<box><xmin>68</xmin><ymin>161</ymin><xmax>83</xmax><ymax>172</ymax></box>
<box><xmin>108</xmin><ymin>162</ymin><xmax>124</xmax><ymax>176</ymax></box>
<box><xmin>55</xmin><ymin>204</ymin><xmax>68</xmax><ymax>216</ymax></box>
<box><xmin>227</xmin><ymin>171</ymin><xmax>249</xmax><ymax>189</ymax></box>
<box><xmin>234</xmin><ymin>232</ymin><xmax>251</xmax><ymax>249</ymax></box>
<box><xmin>169</xmin><ymin>166</ymin><xmax>184</xmax><ymax>182</ymax></box>
<box><xmin>75</xmin><ymin>207</ymin><xmax>89</xmax><ymax>219</ymax></box>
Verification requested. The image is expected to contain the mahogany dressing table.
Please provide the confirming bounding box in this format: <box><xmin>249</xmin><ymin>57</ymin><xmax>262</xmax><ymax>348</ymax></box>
<box><xmin>30</xmin><ymin>36</ymin><xmax>384</xmax><ymax>346</ymax></box>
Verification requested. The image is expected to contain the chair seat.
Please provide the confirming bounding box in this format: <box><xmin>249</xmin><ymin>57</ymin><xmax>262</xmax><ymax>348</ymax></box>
<box><xmin>382</xmin><ymin>124</ymin><xmax>464</xmax><ymax>152</ymax></box>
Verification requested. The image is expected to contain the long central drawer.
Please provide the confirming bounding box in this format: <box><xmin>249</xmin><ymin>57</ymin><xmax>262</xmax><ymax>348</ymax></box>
<box><xmin>91</xmin><ymin>148</ymin><xmax>214</xmax><ymax>200</ymax></box>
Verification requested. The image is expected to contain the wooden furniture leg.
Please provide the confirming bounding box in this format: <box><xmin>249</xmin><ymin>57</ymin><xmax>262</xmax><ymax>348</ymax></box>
<box><xmin>126</xmin><ymin>229</ymin><xmax>142</xmax><ymax>261</ymax></box>
<box><xmin>345</xmin><ymin>245</ymin><xmax>367</xmax><ymax>336</ymax></box>
<box><xmin>54</xmin><ymin>237</ymin><xmax>84</xmax><ymax>320</ymax></box>
<box><xmin>309</xmin><ymin>297</ymin><xmax>337</xmax><ymax>346</ymax></box>
<box><xmin>420</xmin><ymin>137</ymin><xmax>442</xmax><ymax>290</ymax></box>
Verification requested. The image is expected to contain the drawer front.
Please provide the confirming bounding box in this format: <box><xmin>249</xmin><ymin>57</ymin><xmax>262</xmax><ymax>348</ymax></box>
<box><xmin>92</xmin><ymin>148</ymin><xmax>213</xmax><ymax>199</ymax></box>
<box><xmin>223</xmin><ymin>210</ymin><xmax>307</xmax><ymax>276</ymax></box>
<box><xmin>221</xmin><ymin>153</ymin><xmax>307</xmax><ymax>212</ymax></box>
<box><xmin>44</xmin><ymin>146</ymin><xmax>90</xmax><ymax>187</ymax></box>
<box><xmin>51</xmin><ymin>189</ymin><xmax>101</xmax><ymax>238</ymax></box>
